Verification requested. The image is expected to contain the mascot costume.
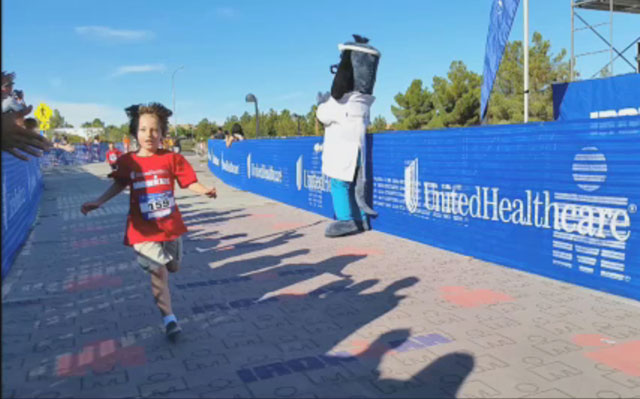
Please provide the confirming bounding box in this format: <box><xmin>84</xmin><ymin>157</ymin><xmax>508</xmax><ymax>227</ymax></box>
<box><xmin>316</xmin><ymin>35</ymin><xmax>380</xmax><ymax>237</ymax></box>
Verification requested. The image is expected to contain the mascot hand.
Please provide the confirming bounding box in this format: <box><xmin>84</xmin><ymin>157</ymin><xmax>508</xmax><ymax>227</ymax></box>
<box><xmin>316</xmin><ymin>91</ymin><xmax>330</xmax><ymax>105</ymax></box>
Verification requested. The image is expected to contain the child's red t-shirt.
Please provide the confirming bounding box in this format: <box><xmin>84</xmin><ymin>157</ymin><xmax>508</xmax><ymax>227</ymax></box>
<box><xmin>106</xmin><ymin>149</ymin><xmax>123</xmax><ymax>165</ymax></box>
<box><xmin>111</xmin><ymin>150</ymin><xmax>198</xmax><ymax>246</ymax></box>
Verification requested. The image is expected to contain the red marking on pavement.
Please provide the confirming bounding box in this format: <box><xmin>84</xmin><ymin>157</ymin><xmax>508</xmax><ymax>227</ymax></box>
<box><xmin>440</xmin><ymin>286</ymin><xmax>513</xmax><ymax>308</ymax></box>
<box><xmin>251</xmin><ymin>214</ymin><xmax>276</xmax><ymax>219</ymax></box>
<box><xmin>273</xmin><ymin>222</ymin><xmax>305</xmax><ymax>230</ymax></box>
<box><xmin>347</xmin><ymin>340</ymin><xmax>396</xmax><ymax>357</ymax></box>
<box><xmin>65</xmin><ymin>275</ymin><xmax>123</xmax><ymax>292</ymax></box>
<box><xmin>56</xmin><ymin>340</ymin><xmax>146</xmax><ymax>377</ymax></box>
<box><xmin>572</xmin><ymin>334</ymin><xmax>640</xmax><ymax>377</ymax></box>
<box><xmin>586</xmin><ymin>341</ymin><xmax>640</xmax><ymax>377</ymax></box>
<box><xmin>336</xmin><ymin>247</ymin><xmax>383</xmax><ymax>256</ymax></box>
<box><xmin>572</xmin><ymin>334</ymin><xmax>614</xmax><ymax>347</ymax></box>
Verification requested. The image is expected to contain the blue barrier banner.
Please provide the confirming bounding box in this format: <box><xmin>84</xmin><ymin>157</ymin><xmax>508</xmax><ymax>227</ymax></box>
<box><xmin>2</xmin><ymin>154</ymin><xmax>43</xmax><ymax>278</ymax></box>
<box><xmin>481</xmin><ymin>0</ymin><xmax>521</xmax><ymax>120</ymax></box>
<box><xmin>553</xmin><ymin>74</ymin><xmax>640</xmax><ymax>121</ymax></box>
<box><xmin>41</xmin><ymin>142</ymin><xmax>124</xmax><ymax>168</ymax></box>
<box><xmin>209</xmin><ymin>117</ymin><xmax>640</xmax><ymax>301</ymax></box>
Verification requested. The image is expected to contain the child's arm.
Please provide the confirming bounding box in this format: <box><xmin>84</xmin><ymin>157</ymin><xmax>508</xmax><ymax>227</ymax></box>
<box><xmin>187</xmin><ymin>182</ymin><xmax>217</xmax><ymax>198</ymax></box>
<box><xmin>81</xmin><ymin>181</ymin><xmax>127</xmax><ymax>215</ymax></box>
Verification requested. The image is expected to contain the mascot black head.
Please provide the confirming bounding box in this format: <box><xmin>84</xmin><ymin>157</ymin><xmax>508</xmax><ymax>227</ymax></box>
<box><xmin>330</xmin><ymin>34</ymin><xmax>381</xmax><ymax>100</ymax></box>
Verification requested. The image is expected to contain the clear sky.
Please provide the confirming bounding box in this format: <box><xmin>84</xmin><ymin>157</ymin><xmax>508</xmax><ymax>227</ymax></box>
<box><xmin>2</xmin><ymin>0</ymin><xmax>638</xmax><ymax>127</ymax></box>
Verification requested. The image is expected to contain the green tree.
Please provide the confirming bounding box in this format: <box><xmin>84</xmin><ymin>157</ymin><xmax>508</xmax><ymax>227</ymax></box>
<box><xmin>275</xmin><ymin>109</ymin><xmax>297</xmax><ymax>136</ymax></box>
<box><xmin>429</xmin><ymin>61</ymin><xmax>482</xmax><ymax>128</ymax></box>
<box><xmin>487</xmin><ymin>32</ymin><xmax>571</xmax><ymax>124</ymax></box>
<box><xmin>81</xmin><ymin>118</ymin><xmax>105</xmax><ymax>128</ymax></box>
<box><xmin>391</xmin><ymin>79</ymin><xmax>435</xmax><ymax>130</ymax></box>
<box><xmin>368</xmin><ymin>115</ymin><xmax>388</xmax><ymax>133</ymax></box>
<box><xmin>104</xmin><ymin>124</ymin><xmax>128</xmax><ymax>143</ymax></box>
<box><xmin>49</xmin><ymin>109</ymin><xmax>70</xmax><ymax>129</ymax></box>
<box><xmin>194</xmin><ymin>118</ymin><xmax>213</xmax><ymax>141</ymax></box>
<box><xmin>306</xmin><ymin>105</ymin><xmax>321</xmax><ymax>136</ymax></box>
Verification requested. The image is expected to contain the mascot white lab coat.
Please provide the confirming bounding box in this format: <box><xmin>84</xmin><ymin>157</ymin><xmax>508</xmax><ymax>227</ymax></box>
<box><xmin>317</xmin><ymin>92</ymin><xmax>374</xmax><ymax>182</ymax></box>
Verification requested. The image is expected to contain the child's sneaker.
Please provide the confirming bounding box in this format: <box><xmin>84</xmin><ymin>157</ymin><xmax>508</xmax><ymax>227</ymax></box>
<box><xmin>165</xmin><ymin>321</ymin><xmax>182</xmax><ymax>341</ymax></box>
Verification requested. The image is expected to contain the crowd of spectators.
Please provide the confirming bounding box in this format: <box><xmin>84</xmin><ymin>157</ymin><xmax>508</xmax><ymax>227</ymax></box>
<box><xmin>1</xmin><ymin>71</ymin><xmax>52</xmax><ymax>161</ymax></box>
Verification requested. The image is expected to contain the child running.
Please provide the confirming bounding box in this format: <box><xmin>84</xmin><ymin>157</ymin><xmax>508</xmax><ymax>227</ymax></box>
<box><xmin>105</xmin><ymin>141</ymin><xmax>123</xmax><ymax>172</ymax></box>
<box><xmin>80</xmin><ymin>103</ymin><xmax>217</xmax><ymax>341</ymax></box>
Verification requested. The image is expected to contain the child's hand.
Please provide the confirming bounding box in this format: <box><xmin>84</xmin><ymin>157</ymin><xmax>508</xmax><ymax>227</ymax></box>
<box><xmin>81</xmin><ymin>201</ymin><xmax>101</xmax><ymax>215</ymax></box>
<box><xmin>204</xmin><ymin>187</ymin><xmax>217</xmax><ymax>198</ymax></box>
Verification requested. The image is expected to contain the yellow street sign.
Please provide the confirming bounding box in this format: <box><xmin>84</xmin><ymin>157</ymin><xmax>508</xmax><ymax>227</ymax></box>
<box><xmin>34</xmin><ymin>103</ymin><xmax>53</xmax><ymax>123</ymax></box>
<box><xmin>40</xmin><ymin>122</ymin><xmax>51</xmax><ymax>131</ymax></box>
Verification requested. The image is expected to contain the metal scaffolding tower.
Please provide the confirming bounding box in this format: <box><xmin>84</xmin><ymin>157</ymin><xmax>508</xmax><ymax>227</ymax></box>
<box><xmin>570</xmin><ymin>0</ymin><xmax>640</xmax><ymax>81</ymax></box>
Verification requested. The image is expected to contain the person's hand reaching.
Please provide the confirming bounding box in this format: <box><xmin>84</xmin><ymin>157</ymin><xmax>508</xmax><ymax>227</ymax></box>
<box><xmin>81</xmin><ymin>201</ymin><xmax>101</xmax><ymax>215</ymax></box>
<box><xmin>204</xmin><ymin>187</ymin><xmax>217</xmax><ymax>198</ymax></box>
<box><xmin>1</xmin><ymin>110</ymin><xmax>52</xmax><ymax>161</ymax></box>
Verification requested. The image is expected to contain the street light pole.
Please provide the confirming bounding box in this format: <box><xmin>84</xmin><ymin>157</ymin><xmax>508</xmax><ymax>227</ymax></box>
<box><xmin>245</xmin><ymin>93</ymin><xmax>259</xmax><ymax>137</ymax></box>
<box><xmin>171</xmin><ymin>65</ymin><xmax>185</xmax><ymax>137</ymax></box>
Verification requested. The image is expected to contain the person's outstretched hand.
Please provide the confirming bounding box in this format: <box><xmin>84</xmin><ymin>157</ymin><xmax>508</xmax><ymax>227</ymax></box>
<box><xmin>81</xmin><ymin>201</ymin><xmax>101</xmax><ymax>215</ymax></box>
<box><xmin>204</xmin><ymin>187</ymin><xmax>217</xmax><ymax>199</ymax></box>
<box><xmin>1</xmin><ymin>110</ymin><xmax>52</xmax><ymax>161</ymax></box>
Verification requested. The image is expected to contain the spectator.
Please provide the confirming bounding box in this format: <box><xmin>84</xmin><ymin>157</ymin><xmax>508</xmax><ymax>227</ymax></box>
<box><xmin>14</xmin><ymin>90</ymin><xmax>26</xmax><ymax>107</ymax></box>
<box><xmin>24</xmin><ymin>118</ymin><xmax>38</xmax><ymax>132</ymax></box>
<box><xmin>1</xmin><ymin>71</ymin><xmax>52</xmax><ymax>161</ymax></box>
<box><xmin>231</xmin><ymin>123</ymin><xmax>245</xmax><ymax>141</ymax></box>
<box><xmin>58</xmin><ymin>134</ymin><xmax>75</xmax><ymax>153</ymax></box>
<box><xmin>225</xmin><ymin>123</ymin><xmax>245</xmax><ymax>148</ymax></box>
<box><xmin>213</xmin><ymin>127</ymin><xmax>225</xmax><ymax>139</ymax></box>
<box><xmin>123</xmin><ymin>135</ymin><xmax>131</xmax><ymax>152</ymax></box>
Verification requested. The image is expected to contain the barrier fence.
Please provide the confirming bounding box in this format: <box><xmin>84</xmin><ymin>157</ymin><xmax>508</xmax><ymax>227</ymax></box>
<box><xmin>2</xmin><ymin>154</ymin><xmax>43</xmax><ymax>278</ymax></box>
<box><xmin>41</xmin><ymin>142</ymin><xmax>124</xmax><ymax>168</ymax></box>
<box><xmin>1</xmin><ymin>142</ymin><xmax>125</xmax><ymax>279</ymax></box>
<box><xmin>208</xmin><ymin>116</ymin><xmax>640</xmax><ymax>301</ymax></box>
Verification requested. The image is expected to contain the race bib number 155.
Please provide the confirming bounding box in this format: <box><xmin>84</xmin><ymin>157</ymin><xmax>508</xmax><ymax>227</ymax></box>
<box><xmin>139</xmin><ymin>191</ymin><xmax>175</xmax><ymax>220</ymax></box>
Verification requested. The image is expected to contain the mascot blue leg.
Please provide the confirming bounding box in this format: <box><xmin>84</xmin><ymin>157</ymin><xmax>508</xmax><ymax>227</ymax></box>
<box><xmin>325</xmin><ymin>179</ymin><xmax>361</xmax><ymax>237</ymax></box>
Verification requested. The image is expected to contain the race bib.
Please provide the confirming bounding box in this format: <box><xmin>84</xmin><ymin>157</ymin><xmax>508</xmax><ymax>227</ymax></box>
<box><xmin>109</xmin><ymin>154</ymin><xmax>117</xmax><ymax>162</ymax></box>
<box><xmin>139</xmin><ymin>191</ymin><xmax>175</xmax><ymax>220</ymax></box>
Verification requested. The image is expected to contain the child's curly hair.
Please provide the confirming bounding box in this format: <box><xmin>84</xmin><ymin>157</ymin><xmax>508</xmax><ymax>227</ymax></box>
<box><xmin>125</xmin><ymin>103</ymin><xmax>173</xmax><ymax>138</ymax></box>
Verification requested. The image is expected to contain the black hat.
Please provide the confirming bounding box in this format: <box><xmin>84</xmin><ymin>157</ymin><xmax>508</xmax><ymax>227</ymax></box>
<box><xmin>331</xmin><ymin>35</ymin><xmax>381</xmax><ymax>100</ymax></box>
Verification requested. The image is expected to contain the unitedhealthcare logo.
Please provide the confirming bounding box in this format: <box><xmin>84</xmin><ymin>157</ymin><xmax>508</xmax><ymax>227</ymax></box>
<box><xmin>247</xmin><ymin>153</ymin><xmax>283</xmax><ymax>183</ymax></box>
<box><xmin>296</xmin><ymin>156</ymin><xmax>303</xmax><ymax>190</ymax></box>
<box><xmin>209</xmin><ymin>149</ymin><xmax>220</xmax><ymax>166</ymax></box>
<box><xmin>590</xmin><ymin>107</ymin><xmax>639</xmax><ymax>119</ymax></box>
<box><xmin>402</xmin><ymin>146</ymin><xmax>635</xmax><ymax>282</ymax></box>
<box><xmin>296</xmin><ymin>155</ymin><xmax>331</xmax><ymax>192</ymax></box>
<box><xmin>221</xmin><ymin>153</ymin><xmax>239</xmax><ymax>175</ymax></box>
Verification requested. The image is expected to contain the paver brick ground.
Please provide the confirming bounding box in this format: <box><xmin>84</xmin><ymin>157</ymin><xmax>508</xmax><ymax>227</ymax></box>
<box><xmin>2</xmin><ymin>155</ymin><xmax>640</xmax><ymax>398</ymax></box>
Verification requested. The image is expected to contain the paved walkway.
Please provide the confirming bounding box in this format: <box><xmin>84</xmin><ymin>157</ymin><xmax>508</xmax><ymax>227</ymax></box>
<box><xmin>2</xmin><ymin>155</ymin><xmax>640</xmax><ymax>398</ymax></box>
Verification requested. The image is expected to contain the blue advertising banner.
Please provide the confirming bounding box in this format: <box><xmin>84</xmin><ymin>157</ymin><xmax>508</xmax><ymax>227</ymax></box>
<box><xmin>41</xmin><ymin>142</ymin><xmax>124</xmax><ymax>168</ymax></box>
<box><xmin>481</xmin><ymin>0</ymin><xmax>521</xmax><ymax>120</ymax></box>
<box><xmin>2</xmin><ymin>154</ymin><xmax>43</xmax><ymax>278</ymax></box>
<box><xmin>209</xmin><ymin>116</ymin><xmax>640</xmax><ymax>301</ymax></box>
<box><xmin>552</xmin><ymin>74</ymin><xmax>640</xmax><ymax>121</ymax></box>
